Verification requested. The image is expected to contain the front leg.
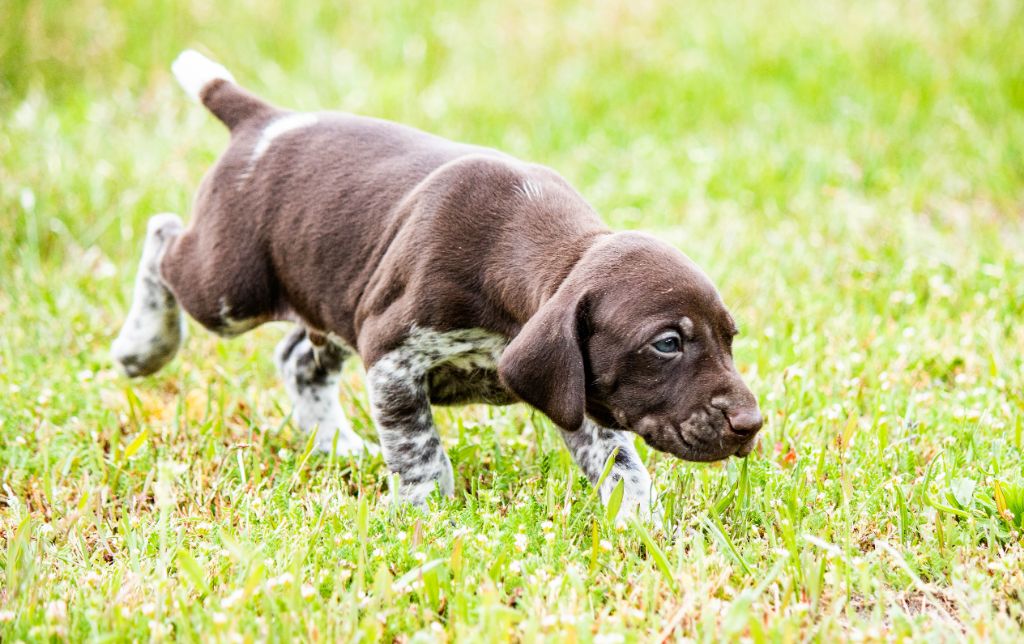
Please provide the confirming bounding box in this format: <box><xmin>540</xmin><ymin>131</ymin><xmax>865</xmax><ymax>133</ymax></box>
<box><xmin>366</xmin><ymin>351</ymin><xmax>453</xmax><ymax>505</ymax></box>
<box><xmin>560</xmin><ymin>420</ymin><xmax>662</xmax><ymax>525</ymax></box>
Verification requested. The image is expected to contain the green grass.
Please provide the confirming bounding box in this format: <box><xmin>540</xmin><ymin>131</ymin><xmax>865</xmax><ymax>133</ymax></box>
<box><xmin>2</xmin><ymin>0</ymin><xmax>1024</xmax><ymax>640</ymax></box>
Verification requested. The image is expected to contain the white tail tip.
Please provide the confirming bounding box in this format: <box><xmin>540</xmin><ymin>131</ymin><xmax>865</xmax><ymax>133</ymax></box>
<box><xmin>171</xmin><ymin>49</ymin><xmax>236</xmax><ymax>102</ymax></box>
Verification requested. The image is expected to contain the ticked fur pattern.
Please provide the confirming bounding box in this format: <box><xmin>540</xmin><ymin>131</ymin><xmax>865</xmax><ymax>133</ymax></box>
<box><xmin>110</xmin><ymin>213</ymin><xmax>186</xmax><ymax>377</ymax></box>
<box><xmin>274</xmin><ymin>327</ymin><xmax>372</xmax><ymax>457</ymax></box>
<box><xmin>366</xmin><ymin>328</ymin><xmax>503</xmax><ymax>505</ymax></box>
<box><xmin>561</xmin><ymin>422</ymin><xmax>662</xmax><ymax>525</ymax></box>
<box><xmin>366</xmin><ymin>328</ymin><xmax>660</xmax><ymax>521</ymax></box>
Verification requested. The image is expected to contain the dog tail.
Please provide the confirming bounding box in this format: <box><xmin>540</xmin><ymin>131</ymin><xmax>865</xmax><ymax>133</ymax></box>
<box><xmin>171</xmin><ymin>49</ymin><xmax>272</xmax><ymax>131</ymax></box>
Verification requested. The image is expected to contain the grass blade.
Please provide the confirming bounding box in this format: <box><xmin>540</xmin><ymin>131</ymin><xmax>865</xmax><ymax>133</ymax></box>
<box><xmin>632</xmin><ymin>519</ymin><xmax>676</xmax><ymax>592</ymax></box>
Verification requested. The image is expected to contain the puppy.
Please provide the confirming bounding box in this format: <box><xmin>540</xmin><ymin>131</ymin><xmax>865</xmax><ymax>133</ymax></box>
<box><xmin>112</xmin><ymin>50</ymin><xmax>763</xmax><ymax>521</ymax></box>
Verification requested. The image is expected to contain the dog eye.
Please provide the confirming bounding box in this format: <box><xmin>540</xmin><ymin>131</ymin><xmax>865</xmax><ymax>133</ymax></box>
<box><xmin>651</xmin><ymin>332</ymin><xmax>682</xmax><ymax>355</ymax></box>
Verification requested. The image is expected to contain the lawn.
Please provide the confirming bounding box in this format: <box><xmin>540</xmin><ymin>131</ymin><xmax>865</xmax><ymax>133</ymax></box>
<box><xmin>2</xmin><ymin>0</ymin><xmax>1023</xmax><ymax>640</ymax></box>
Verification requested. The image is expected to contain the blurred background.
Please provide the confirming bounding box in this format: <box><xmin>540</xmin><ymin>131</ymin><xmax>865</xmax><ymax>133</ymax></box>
<box><xmin>3</xmin><ymin>0</ymin><xmax>1022</xmax><ymax>252</ymax></box>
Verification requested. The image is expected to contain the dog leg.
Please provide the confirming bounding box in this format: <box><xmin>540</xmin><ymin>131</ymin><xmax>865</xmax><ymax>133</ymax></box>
<box><xmin>366</xmin><ymin>350</ymin><xmax>454</xmax><ymax>505</ymax></box>
<box><xmin>111</xmin><ymin>213</ymin><xmax>186</xmax><ymax>377</ymax></box>
<box><xmin>560</xmin><ymin>421</ymin><xmax>662</xmax><ymax>526</ymax></box>
<box><xmin>275</xmin><ymin>327</ymin><xmax>372</xmax><ymax>457</ymax></box>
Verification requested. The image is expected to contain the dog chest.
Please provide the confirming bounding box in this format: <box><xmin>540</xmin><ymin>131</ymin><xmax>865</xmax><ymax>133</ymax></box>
<box><xmin>392</xmin><ymin>328</ymin><xmax>517</xmax><ymax>406</ymax></box>
<box><xmin>426</xmin><ymin>363</ymin><xmax>517</xmax><ymax>406</ymax></box>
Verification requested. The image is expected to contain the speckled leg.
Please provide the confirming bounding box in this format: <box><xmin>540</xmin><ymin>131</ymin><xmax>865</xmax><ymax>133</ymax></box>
<box><xmin>560</xmin><ymin>420</ymin><xmax>662</xmax><ymax>525</ymax></box>
<box><xmin>275</xmin><ymin>327</ymin><xmax>372</xmax><ymax>457</ymax></box>
<box><xmin>364</xmin><ymin>328</ymin><xmax>507</xmax><ymax>504</ymax></box>
<box><xmin>111</xmin><ymin>213</ymin><xmax>186</xmax><ymax>377</ymax></box>
<box><xmin>366</xmin><ymin>351</ymin><xmax>453</xmax><ymax>505</ymax></box>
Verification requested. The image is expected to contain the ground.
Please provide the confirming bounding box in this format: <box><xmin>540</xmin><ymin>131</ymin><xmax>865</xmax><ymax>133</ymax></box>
<box><xmin>1</xmin><ymin>0</ymin><xmax>1023</xmax><ymax>641</ymax></box>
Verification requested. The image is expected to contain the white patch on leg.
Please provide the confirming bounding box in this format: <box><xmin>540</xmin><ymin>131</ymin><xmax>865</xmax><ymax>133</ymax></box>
<box><xmin>171</xmin><ymin>49</ymin><xmax>236</xmax><ymax>102</ymax></box>
<box><xmin>275</xmin><ymin>332</ymin><xmax>373</xmax><ymax>458</ymax></box>
<box><xmin>111</xmin><ymin>213</ymin><xmax>186</xmax><ymax>377</ymax></box>
<box><xmin>367</xmin><ymin>327</ymin><xmax>507</xmax><ymax>504</ymax></box>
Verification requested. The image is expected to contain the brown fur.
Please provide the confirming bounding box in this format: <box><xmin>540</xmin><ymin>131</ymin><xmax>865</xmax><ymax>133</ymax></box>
<box><xmin>156</xmin><ymin>76</ymin><xmax>762</xmax><ymax>462</ymax></box>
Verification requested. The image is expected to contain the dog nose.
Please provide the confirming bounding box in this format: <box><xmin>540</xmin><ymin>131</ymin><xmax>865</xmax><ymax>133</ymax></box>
<box><xmin>726</xmin><ymin>408</ymin><xmax>763</xmax><ymax>436</ymax></box>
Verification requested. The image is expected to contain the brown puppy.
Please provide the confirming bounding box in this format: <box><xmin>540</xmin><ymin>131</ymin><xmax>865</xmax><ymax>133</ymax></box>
<box><xmin>112</xmin><ymin>50</ymin><xmax>762</xmax><ymax>522</ymax></box>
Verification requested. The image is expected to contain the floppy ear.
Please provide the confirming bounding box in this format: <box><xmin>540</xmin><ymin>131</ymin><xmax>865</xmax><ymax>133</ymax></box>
<box><xmin>498</xmin><ymin>287</ymin><xmax>589</xmax><ymax>431</ymax></box>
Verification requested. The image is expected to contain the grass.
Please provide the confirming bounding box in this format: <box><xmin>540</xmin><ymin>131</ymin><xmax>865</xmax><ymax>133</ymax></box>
<box><xmin>2</xmin><ymin>0</ymin><xmax>1024</xmax><ymax>640</ymax></box>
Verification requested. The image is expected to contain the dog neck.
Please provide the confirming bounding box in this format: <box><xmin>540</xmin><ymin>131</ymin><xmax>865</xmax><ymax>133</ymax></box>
<box><xmin>489</xmin><ymin>216</ymin><xmax>611</xmax><ymax>325</ymax></box>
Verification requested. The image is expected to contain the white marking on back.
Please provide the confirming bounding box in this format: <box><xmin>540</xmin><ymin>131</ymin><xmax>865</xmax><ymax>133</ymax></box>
<box><xmin>171</xmin><ymin>49</ymin><xmax>235</xmax><ymax>102</ymax></box>
<box><xmin>235</xmin><ymin>113</ymin><xmax>319</xmax><ymax>188</ymax></box>
<box><xmin>513</xmin><ymin>179</ymin><xmax>543</xmax><ymax>201</ymax></box>
<box><xmin>251</xmin><ymin>113</ymin><xmax>319</xmax><ymax>162</ymax></box>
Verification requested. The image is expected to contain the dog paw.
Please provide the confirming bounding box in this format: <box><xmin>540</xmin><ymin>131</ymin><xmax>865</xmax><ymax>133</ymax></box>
<box><xmin>111</xmin><ymin>319</ymin><xmax>185</xmax><ymax>377</ymax></box>
<box><xmin>312</xmin><ymin>431</ymin><xmax>379</xmax><ymax>459</ymax></box>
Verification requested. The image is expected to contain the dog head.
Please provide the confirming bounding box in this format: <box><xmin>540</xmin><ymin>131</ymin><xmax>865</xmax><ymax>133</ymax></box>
<box><xmin>498</xmin><ymin>232</ymin><xmax>762</xmax><ymax>461</ymax></box>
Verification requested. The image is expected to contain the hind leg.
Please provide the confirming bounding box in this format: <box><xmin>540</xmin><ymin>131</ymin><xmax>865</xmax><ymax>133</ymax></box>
<box><xmin>111</xmin><ymin>213</ymin><xmax>186</xmax><ymax>377</ymax></box>
<box><xmin>275</xmin><ymin>327</ymin><xmax>374</xmax><ymax>457</ymax></box>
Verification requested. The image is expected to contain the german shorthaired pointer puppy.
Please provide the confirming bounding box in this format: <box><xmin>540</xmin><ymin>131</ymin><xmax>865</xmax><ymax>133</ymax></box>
<box><xmin>112</xmin><ymin>50</ymin><xmax>763</xmax><ymax>522</ymax></box>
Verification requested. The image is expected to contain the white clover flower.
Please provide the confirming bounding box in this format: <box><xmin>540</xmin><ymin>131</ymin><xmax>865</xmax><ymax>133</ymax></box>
<box><xmin>268</xmin><ymin>572</ymin><xmax>294</xmax><ymax>589</ymax></box>
<box><xmin>46</xmin><ymin>600</ymin><xmax>67</xmax><ymax>622</ymax></box>
<box><xmin>221</xmin><ymin>590</ymin><xmax>244</xmax><ymax>609</ymax></box>
<box><xmin>514</xmin><ymin>533</ymin><xmax>528</xmax><ymax>552</ymax></box>
<box><xmin>149</xmin><ymin>621</ymin><xmax>171</xmax><ymax>638</ymax></box>
<box><xmin>784</xmin><ymin>365</ymin><xmax>806</xmax><ymax>381</ymax></box>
